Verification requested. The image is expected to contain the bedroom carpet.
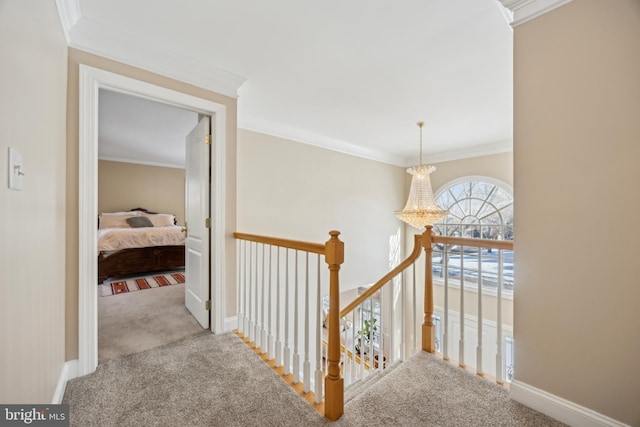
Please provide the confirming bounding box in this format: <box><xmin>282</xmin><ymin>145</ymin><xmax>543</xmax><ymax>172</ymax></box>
<box><xmin>66</xmin><ymin>332</ymin><xmax>566</xmax><ymax>427</ymax></box>
<box><xmin>98</xmin><ymin>282</ymin><xmax>204</xmax><ymax>362</ymax></box>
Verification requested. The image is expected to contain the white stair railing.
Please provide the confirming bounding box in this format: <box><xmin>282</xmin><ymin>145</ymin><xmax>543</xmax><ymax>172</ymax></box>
<box><xmin>430</xmin><ymin>234</ymin><xmax>514</xmax><ymax>384</ymax></box>
<box><xmin>234</xmin><ymin>231</ymin><xmax>345</xmax><ymax>413</ymax></box>
<box><xmin>336</xmin><ymin>232</ymin><xmax>428</xmax><ymax>390</ymax></box>
<box><xmin>235</xmin><ymin>227</ymin><xmax>514</xmax><ymax>421</ymax></box>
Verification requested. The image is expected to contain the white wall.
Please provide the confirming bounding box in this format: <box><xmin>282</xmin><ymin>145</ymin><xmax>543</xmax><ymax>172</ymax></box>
<box><xmin>0</xmin><ymin>0</ymin><xmax>68</xmax><ymax>403</ymax></box>
<box><xmin>514</xmin><ymin>1</ymin><xmax>640</xmax><ymax>424</ymax></box>
<box><xmin>237</xmin><ymin>129</ymin><xmax>407</xmax><ymax>290</ymax></box>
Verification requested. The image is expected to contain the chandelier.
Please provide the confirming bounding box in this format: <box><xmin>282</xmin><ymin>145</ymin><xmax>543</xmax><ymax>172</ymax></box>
<box><xmin>395</xmin><ymin>122</ymin><xmax>449</xmax><ymax>229</ymax></box>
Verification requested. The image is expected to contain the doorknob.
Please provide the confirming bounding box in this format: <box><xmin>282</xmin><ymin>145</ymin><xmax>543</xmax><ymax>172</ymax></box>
<box><xmin>181</xmin><ymin>222</ymin><xmax>187</xmax><ymax>234</ymax></box>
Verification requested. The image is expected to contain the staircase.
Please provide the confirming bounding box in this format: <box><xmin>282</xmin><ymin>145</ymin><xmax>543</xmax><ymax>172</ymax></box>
<box><xmin>233</xmin><ymin>227</ymin><xmax>515</xmax><ymax>421</ymax></box>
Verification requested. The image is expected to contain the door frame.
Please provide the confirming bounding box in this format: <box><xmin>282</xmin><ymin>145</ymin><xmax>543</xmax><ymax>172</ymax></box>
<box><xmin>78</xmin><ymin>65</ymin><xmax>227</xmax><ymax>377</ymax></box>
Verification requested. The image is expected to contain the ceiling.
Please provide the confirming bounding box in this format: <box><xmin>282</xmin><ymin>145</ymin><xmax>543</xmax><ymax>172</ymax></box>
<box><xmin>64</xmin><ymin>0</ymin><xmax>514</xmax><ymax>168</ymax></box>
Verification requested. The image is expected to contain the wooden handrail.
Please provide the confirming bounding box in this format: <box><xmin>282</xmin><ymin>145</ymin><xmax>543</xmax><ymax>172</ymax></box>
<box><xmin>233</xmin><ymin>230</ymin><xmax>344</xmax><ymax>420</ymax></box>
<box><xmin>340</xmin><ymin>232</ymin><xmax>426</xmax><ymax>318</ymax></box>
<box><xmin>432</xmin><ymin>235</ymin><xmax>513</xmax><ymax>250</ymax></box>
<box><xmin>233</xmin><ymin>232</ymin><xmax>326</xmax><ymax>254</ymax></box>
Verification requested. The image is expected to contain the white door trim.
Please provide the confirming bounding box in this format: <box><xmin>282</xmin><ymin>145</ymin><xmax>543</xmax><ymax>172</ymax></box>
<box><xmin>78</xmin><ymin>65</ymin><xmax>227</xmax><ymax>377</ymax></box>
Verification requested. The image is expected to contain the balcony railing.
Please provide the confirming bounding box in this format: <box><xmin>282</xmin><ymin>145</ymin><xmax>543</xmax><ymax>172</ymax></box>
<box><xmin>233</xmin><ymin>227</ymin><xmax>513</xmax><ymax>420</ymax></box>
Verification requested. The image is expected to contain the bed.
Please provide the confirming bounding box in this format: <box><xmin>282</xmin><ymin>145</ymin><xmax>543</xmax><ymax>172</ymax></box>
<box><xmin>97</xmin><ymin>208</ymin><xmax>186</xmax><ymax>284</ymax></box>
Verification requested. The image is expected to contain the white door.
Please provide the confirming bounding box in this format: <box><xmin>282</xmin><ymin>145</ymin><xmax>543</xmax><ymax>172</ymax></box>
<box><xmin>185</xmin><ymin>116</ymin><xmax>211</xmax><ymax>328</ymax></box>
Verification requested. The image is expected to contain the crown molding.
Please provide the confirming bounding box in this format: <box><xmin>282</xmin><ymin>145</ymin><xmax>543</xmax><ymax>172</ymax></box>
<box><xmin>69</xmin><ymin>18</ymin><xmax>246</xmax><ymax>98</ymax></box>
<box><xmin>54</xmin><ymin>0</ymin><xmax>81</xmax><ymax>44</ymax></box>
<box><xmin>54</xmin><ymin>1</ymin><xmax>246</xmax><ymax>98</ymax></box>
<box><xmin>497</xmin><ymin>0</ymin><xmax>574</xmax><ymax>27</ymax></box>
<box><xmin>98</xmin><ymin>156</ymin><xmax>185</xmax><ymax>170</ymax></box>
<box><xmin>423</xmin><ymin>140</ymin><xmax>513</xmax><ymax>165</ymax></box>
<box><xmin>238</xmin><ymin>112</ymin><xmax>407</xmax><ymax>166</ymax></box>
<box><xmin>240</xmin><ymin>112</ymin><xmax>512</xmax><ymax>167</ymax></box>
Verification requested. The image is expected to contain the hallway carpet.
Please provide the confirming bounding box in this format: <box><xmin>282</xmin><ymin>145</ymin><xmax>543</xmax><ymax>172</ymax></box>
<box><xmin>65</xmin><ymin>332</ymin><xmax>565</xmax><ymax>426</ymax></box>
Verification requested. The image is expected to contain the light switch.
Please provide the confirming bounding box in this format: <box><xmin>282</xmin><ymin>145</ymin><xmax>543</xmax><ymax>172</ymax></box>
<box><xmin>8</xmin><ymin>147</ymin><xmax>24</xmax><ymax>191</ymax></box>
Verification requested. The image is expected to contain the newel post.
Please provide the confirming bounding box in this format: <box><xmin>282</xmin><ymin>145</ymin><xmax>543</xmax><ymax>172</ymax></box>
<box><xmin>422</xmin><ymin>225</ymin><xmax>436</xmax><ymax>353</ymax></box>
<box><xmin>324</xmin><ymin>230</ymin><xmax>344</xmax><ymax>421</ymax></box>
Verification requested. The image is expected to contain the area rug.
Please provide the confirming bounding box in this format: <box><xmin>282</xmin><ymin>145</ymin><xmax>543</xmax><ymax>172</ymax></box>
<box><xmin>99</xmin><ymin>272</ymin><xmax>186</xmax><ymax>296</ymax></box>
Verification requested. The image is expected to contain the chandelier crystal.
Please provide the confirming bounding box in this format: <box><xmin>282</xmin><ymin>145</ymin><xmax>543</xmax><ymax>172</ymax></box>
<box><xmin>395</xmin><ymin>122</ymin><xmax>449</xmax><ymax>229</ymax></box>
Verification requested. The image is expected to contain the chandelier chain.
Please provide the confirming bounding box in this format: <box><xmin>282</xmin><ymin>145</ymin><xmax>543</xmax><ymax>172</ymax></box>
<box><xmin>417</xmin><ymin>121</ymin><xmax>425</xmax><ymax>166</ymax></box>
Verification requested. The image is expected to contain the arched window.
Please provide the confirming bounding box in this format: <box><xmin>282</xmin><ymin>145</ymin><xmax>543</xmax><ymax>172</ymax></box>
<box><xmin>433</xmin><ymin>177</ymin><xmax>513</xmax><ymax>241</ymax></box>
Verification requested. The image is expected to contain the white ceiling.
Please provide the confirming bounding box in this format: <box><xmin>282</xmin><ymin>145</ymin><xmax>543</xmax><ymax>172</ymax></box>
<box><xmin>98</xmin><ymin>90</ymin><xmax>198</xmax><ymax>168</ymax></box>
<box><xmin>66</xmin><ymin>0</ymin><xmax>515</xmax><ymax>167</ymax></box>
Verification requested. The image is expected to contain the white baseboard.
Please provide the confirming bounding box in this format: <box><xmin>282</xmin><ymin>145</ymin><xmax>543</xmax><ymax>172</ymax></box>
<box><xmin>224</xmin><ymin>316</ymin><xmax>238</xmax><ymax>332</ymax></box>
<box><xmin>510</xmin><ymin>380</ymin><xmax>631</xmax><ymax>427</ymax></box>
<box><xmin>51</xmin><ymin>360</ymin><xmax>79</xmax><ymax>404</ymax></box>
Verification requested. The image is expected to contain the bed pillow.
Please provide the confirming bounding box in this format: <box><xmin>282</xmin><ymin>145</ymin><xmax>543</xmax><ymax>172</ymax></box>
<box><xmin>140</xmin><ymin>213</ymin><xmax>175</xmax><ymax>227</ymax></box>
<box><xmin>126</xmin><ymin>216</ymin><xmax>154</xmax><ymax>228</ymax></box>
<box><xmin>101</xmin><ymin>211</ymin><xmax>139</xmax><ymax>216</ymax></box>
<box><xmin>98</xmin><ymin>214</ymin><xmax>137</xmax><ymax>229</ymax></box>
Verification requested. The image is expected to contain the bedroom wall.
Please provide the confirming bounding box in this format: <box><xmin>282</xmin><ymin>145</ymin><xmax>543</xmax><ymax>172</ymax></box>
<box><xmin>513</xmin><ymin>0</ymin><xmax>640</xmax><ymax>424</ymax></box>
<box><xmin>66</xmin><ymin>49</ymin><xmax>238</xmax><ymax>361</ymax></box>
<box><xmin>98</xmin><ymin>160</ymin><xmax>186</xmax><ymax>225</ymax></box>
<box><xmin>0</xmin><ymin>0</ymin><xmax>67</xmax><ymax>403</ymax></box>
<box><xmin>237</xmin><ymin>129</ymin><xmax>407</xmax><ymax>291</ymax></box>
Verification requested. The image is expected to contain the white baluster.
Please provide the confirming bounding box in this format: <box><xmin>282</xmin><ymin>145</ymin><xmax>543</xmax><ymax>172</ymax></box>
<box><xmin>400</xmin><ymin>269</ymin><xmax>406</xmax><ymax>362</ymax></box>
<box><xmin>344</xmin><ymin>316</ymin><xmax>351</xmax><ymax>384</ymax></box>
<box><xmin>275</xmin><ymin>247</ymin><xmax>282</xmax><ymax>368</ymax></box>
<box><xmin>267</xmin><ymin>245</ymin><xmax>274</xmax><ymax>359</ymax></box>
<box><xmin>254</xmin><ymin>244</ymin><xmax>260</xmax><ymax>347</ymax></box>
<box><xmin>260</xmin><ymin>244</ymin><xmax>267</xmax><ymax>354</ymax></box>
<box><xmin>293</xmin><ymin>251</ymin><xmax>300</xmax><ymax>384</ymax></box>
<box><xmin>368</xmin><ymin>298</ymin><xmax>374</xmax><ymax>375</ymax></box>
<box><xmin>255</xmin><ymin>244</ymin><xmax>261</xmax><ymax>349</ymax></box>
<box><xmin>443</xmin><ymin>245</ymin><xmax>449</xmax><ymax>360</ymax></box>
<box><xmin>389</xmin><ymin>277</ymin><xmax>394</xmax><ymax>365</ymax></box>
<box><xmin>476</xmin><ymin>248</ymin><xmax>483</xmax><ymax>376</ymax></box>
<box><xmin>237</xmin><ymin>240</ymin><xmax>243</xmax><ymax>335</ymax></box>
<box><xmin>496</xmin><ymin>249</ymin><xmax>504</xmax><ymax>383</ymax></box>
<box><xmin>378</xmin><ymin>291</ymin><xmax>384</xmax><ymax>373</ymax></box>
<box><xmin>284</xmin><ymin>249</ymin><xmax>291</xmax><ymax>376</ymax></box>
<box><xmin>243</xmin><ymin>241</ymin><xmax>249</xmax><ymax>335</ymax></box>
<box><xmin>249</xmin><ymin>242</ymin><xmax>255</xmax><ymax>344</ymax></box>
<box><xmin>303</xmin><ymin>252</ymin><xmax>311</xmax><ymax>393</ymax></box>
<box><xmin>314</xmin><ymin>255</ymin><xmax>323</xmax><ymax>403</ymax></box>
<box><xmin>412</xmin><ymin>263</ymin><xmax>417</xmax><ymax>355</ymax></box>
<box><xmin>459</xmin><ymin>246</ymin><xmax>465</xmax><ymax>368</ymax></box>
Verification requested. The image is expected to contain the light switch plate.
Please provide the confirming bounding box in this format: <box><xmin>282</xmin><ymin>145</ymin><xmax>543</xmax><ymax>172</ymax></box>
<box><xmin>8</xmin><ymin>147</ymin><xmax>24</xmax><ymax>191</ymax></box>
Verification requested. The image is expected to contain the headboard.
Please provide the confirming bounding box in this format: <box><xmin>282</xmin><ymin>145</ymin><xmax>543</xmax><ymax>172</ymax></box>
<box><xmin>98</xmin><ymin>207</ymin><xmax>178</xmax><ymax>227</ymax></box>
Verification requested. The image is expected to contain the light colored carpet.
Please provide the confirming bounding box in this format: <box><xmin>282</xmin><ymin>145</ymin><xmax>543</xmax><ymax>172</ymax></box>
<box><xmin>98</xmin><ymin>282</ymin><xmax>204</xmax><ymax>362</ymax></box>
<box><xmin>65</xmin><ymin>332</ymin><xmax>565</xmax><ymax>427</ymax></box>
<box><xmin>64</xmin><ymin>332</ymin><xmax>327</xmax><ymax>427</ymax></box>
<box><xmin>335</xmin><ymin>351</ymin><xmax>566</xmax><ymax>427</ymax></box>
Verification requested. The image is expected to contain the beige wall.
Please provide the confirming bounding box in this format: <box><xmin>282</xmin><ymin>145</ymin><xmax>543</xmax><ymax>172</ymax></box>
<box><xmin>514</xmin><ymin>1</ymin><xmax>640</xmax><ymax>424</ymax></box>
<box><xmin>98</xmin><ymin>160</ymin><xmax>185</xmax><ymax>225</ymax></box>
<box><xmin>430</xmin><ymin>151</ymin><xmax>513</xmax><ymax>192</ymax></box>
<box><xmin>405</xmin><ymin>151</ymin><xmax>513</xmax><ymax>290</ymax></box>
<box><xmin>237</xmin><ymin>129</ymin><xmax>407</xmax><ymax>290</ymax></box>
<box><xmin>66</xmin><ymin>49</ymin><xmax>237</xmax><ymax>360</ymax></box>
<box><xmin>0</xmin><ymin>0</ymin><xmax>67</xmax><ymax>402</ymax></box>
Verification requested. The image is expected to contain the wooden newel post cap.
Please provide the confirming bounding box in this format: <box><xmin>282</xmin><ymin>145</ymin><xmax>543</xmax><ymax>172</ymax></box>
<box><xmin>421</xmin><ymin>226</ymin><xmax>434</xmax><ymax>250</ymax></box>
<box><xmin>325</xmin><ymin>230</ymin><xmax>344</xmax><ymax>266</ymax></box>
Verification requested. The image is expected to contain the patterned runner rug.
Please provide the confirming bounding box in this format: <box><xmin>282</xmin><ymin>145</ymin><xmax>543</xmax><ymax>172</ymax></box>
<box><xmin>99</xmin><ymin>272</ymin><xmax>186</xmax><ymax>296</ymax></box>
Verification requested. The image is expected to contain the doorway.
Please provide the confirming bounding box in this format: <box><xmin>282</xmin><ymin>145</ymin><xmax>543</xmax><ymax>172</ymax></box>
<box><xmin>96</xmin><ymin>89</ymin><xmax>207</xmax><ymax>361</ymax></box>
<box><xmin>78</xmin><ymin>65</ymin><xmax>228</xmax><ymax>377</ymax></box>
